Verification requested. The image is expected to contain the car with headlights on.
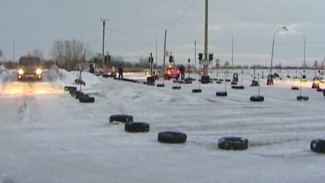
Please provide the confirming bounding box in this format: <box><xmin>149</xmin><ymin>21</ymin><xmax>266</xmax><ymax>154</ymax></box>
<box><xmin>17</xmin><ymin>56</ymin><xmax>43</xmax><ymax>80</ymax></box>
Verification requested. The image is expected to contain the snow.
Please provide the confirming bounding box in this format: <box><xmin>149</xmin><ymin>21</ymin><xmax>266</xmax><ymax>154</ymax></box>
<box><xmin>0</xmin><ymin>68</ymin><xmax>325</xmax><ymax>183</ymax></box>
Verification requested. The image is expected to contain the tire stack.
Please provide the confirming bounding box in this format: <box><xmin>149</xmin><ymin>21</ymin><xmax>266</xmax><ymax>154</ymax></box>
<box><xmin>64</xmin><ymin>86</ymin><xmax>95</xmax><ymax>103</ymax></box>
<box><xmin>109</xmin><ymin>114</ymin><xmax>150</xmax><ymax>133</ymax></box>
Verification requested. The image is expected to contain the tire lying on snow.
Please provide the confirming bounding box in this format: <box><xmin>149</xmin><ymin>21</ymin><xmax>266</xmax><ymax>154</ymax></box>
<box><xmin>172</xmin><ymin>86</ymin><xmax>181</xmax><ymax>90</ymax></box>
<box><xmin>64</xmin><ymin>86</ymin><xmax>77</xmax><ymax>92</ymax></box>
<box><xmin>218</xmin><ymin>137</ymin><xmax>249</xmax><ymax>150</ymax></box>
<box><xmin>79</xmin><ymin>95</ymin><xmax>95</xmax><ymax>103</ymax></box>
<box><xmin>158</xmin><ymin>131</ymin><xmax>187</xmax><ymax>144</ymax></box>
<box><xmin>110</xmin><ymin>114</ymin><xmax>133</xmax><ymax>123</ymax></box>
<box><xmin>75</xmin><ymin>92</ymin><xmax>85</xmax><ymax>99</ymax></box>
<box><xmin>291</xmin><ymin>86</ymin><xmax>299</xmax><ymax>90</ymax></box>
<box><xmin>157</xmin><ymin>84</ymin><xmax>165</xmax><ymax>87</ymax></box>
<box><xmin>250</xmin><ymin>95</ymin><xmax>264</xmax><ymax>102</ymax></box>
<box><xmin>192</xmin><ymin>89</ymin><xmax>202</xmax><ymax>93</ymax></box>
<box><xmin>297</xmin><ymin>96</ymin><xmax>309</xmax><ymax>101</ymax></box>
<box><xmin>125</xmin><ymin>122</ymin><xmax>150</xmax><ymax>132</ymax></box>
<box><xmin>310</xmin><ymin>139</ymin><xmax>325</xmax><ymax>153</ymax></box>
<box><xmin>216</xmin><ymin>91</ymin><xmax>227</xmax><ymax>96</ymax></box>
<box><xmin>232</xmin><ymin>85</ymin><xmax>244</xmax><ymax>89</ymax></box>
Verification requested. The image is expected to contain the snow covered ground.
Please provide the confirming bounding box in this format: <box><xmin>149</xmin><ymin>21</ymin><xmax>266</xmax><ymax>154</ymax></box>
<box><xmin>0</xmin><ymin>67</ymin><xmax>324</xmax><ymax>183</ymax></box>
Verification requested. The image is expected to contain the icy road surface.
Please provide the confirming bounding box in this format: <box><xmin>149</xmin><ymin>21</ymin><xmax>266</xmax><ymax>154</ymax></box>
<box><xmin>0</xmin><ymin>68</ymin><xmax>324</xmax><ymax>183</ymax></box>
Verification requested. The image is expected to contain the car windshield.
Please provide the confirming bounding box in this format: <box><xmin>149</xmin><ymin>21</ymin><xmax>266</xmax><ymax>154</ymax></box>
<box><xmin>19</xmin><ymin>57</ymin><xmax>40</xmax><ymax>67</ymax></box>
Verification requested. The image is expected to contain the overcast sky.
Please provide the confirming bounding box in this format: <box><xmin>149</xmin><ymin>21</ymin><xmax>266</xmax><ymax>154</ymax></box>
<box><xmin>1</xmin><ymin>0</ymin><xmax>325</xmax><ymax>67</ymax></box>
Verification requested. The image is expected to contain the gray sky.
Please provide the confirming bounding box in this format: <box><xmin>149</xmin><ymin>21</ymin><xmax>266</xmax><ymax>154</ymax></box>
<box><xmin>1</xmin><ymin>0</ymin><xmax>325</xmax><ymax>67</ymax></box>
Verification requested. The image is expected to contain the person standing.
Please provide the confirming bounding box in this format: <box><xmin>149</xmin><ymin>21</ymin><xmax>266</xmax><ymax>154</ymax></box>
<box><xmin>118</xmin><ymin>63</ymin><xmax>123</xmax><ymax>79</ymax></box>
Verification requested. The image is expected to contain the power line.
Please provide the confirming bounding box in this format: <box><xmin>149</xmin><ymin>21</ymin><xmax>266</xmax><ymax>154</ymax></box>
<box><xmin>168</xmin><ymin>0</ymin><xmax>196</xmax><ymax>30</ymax></box>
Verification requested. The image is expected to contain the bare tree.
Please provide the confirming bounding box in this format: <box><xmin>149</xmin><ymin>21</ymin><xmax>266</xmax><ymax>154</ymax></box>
<box><xmin>51</xmin><ymin>39</ymin><xmax>91</xmax><ymax>70</ymax></box>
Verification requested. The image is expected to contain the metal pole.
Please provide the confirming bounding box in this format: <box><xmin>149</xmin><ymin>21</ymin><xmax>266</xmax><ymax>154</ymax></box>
<box><xmin>163</xmin><ymin>30</ymin><xmax>167</xmax><ymax>76</ymax></box>
<box><xmin>155</xmin><ymin>34</ymin><xmax>158</xmax><ymax>74</ymax></box>
<box><xmin>303</xmin><ymin>35</ymin><xmax>306</xmax><ymax>72</ymax></box>
<box><xmin>231</xmin><ymin>33</ymin><xmax>233</xmax><ymax>69</ymax></box>
<box><xmin>270</xmin><ymin>26</ymin><xmax>288</xmax><ymax>75</ymax></box>
<box><xmin>101</xmin><ymin>19</ymin><xmax>107</xmax><ymax>71</ymax></box>
<box><xmin>203</xmin><ymin>0</ymin><xmax>208</xmax><ymax>75</ymax></box>
<box><xmin>270</xmin><ymin>32</ymin><xmax>276</xmax><ymax>75</ymax></box>
<box><xmin>194</xmin><ymin>40</ymin><xmax>197</xmax><ymax>72</ymax></box>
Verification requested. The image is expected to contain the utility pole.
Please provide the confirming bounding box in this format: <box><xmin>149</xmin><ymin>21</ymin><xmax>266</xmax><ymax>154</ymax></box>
<box><xmin>203</xmin><ymin>0</ymin><xmax>209</xmax><ymax>75</ymax></box>
<box><xmin>163</xmin><ymin>30</ymin><xmax>167</xmax><ymax>75</ymax></box>
<box><xmin>194</xmin><ymin>40</ymin><xmax>197</xmax><ymax>72</ymax></box>
<box><xmin>101</xmin><ymin>18</ymin><xmax>108</xmax><ymax>71</ymax></box>
<box><xmin>231</xmin><ymin>33</ymin><xmax>234</xmax><ymax>69</ymax></box>
<box><xmin>155</xmin><ymin>34</ymin><xmax>158</xmax><ymax>74</ymax></box>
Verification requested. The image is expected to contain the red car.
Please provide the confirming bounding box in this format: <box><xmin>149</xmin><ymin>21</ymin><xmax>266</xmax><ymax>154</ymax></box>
<box><xmin>165</xmin><ymin>67</ymin><xmax>180</xmax><ymax>80</ymax></box>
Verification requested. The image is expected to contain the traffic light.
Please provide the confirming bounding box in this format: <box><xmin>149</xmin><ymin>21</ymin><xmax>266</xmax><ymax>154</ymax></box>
<box><xmin>148</xmin><ymin>56</ymin><xmax>153</xmax><ymax>63</ymax></box>
<box><xmin>198</xmin><ymin>53</ymin><xmax>203</xmax><ymax>61</ymax></box>
<box><xmin>209</xmin><ymin>53</ymin><xmax>213</xmax><ymax>61</ymax></box>
<box><xmin>169</xmin><ymin>55</ymin><xmax>174</xmax><ymax>63</ymax></box>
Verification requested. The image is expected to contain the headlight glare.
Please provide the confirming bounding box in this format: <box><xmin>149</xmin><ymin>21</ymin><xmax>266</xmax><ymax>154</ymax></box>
<box><xmin>35</xmin><ymin>68</ymin><xmax>42</xmax><ymax>75</ymax></box>
<box><xmin>18</xmin><ymin>69</ymin><xmax>24</xmax><ymax>75</ymax></box>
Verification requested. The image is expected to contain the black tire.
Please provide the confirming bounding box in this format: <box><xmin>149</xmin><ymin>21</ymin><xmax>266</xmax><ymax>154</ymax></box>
<box><xmin>216</xmin><ymin>91</ymin><xmax>227</xmax><ymax>96</ymax></box>
<box><xmin>218</xmin><ymin>137</ymin><xmax>249</xmax><ymax>150</ymax></box>
<box><xmin>110</xmin><ymin>114</ymin><xmax>133</xmax><ymax>123</ymax></box>
<box><xmin>70</xmin><ymin>89</ymin><xmax>77</xmax><ymax>96</ymax></box>
<box><xmin>75</xmin><ymin>91</ymin><xmax>85</xmax><ymax>99</ymax></box>
<box><xmin>311</xmin><ymin>139</ymin><xmax>325</xmax><ymax>153</ymax></box>
<box><xmin>157</xmin><ymin>84</ymin><xmax>165</xmax><ymax>87</ymax></box>
<box><xmin>201</xmin><ymin>75</ymin><xmax>210</xmax><ymax>84</ymax></box>
<box><xmin>64</xmin><ymin>86</ymin><xmax>77</xmax><ymax>92</ymax></box>
<box><xmin>125</xmin><ymin>122</ymin><xmax>150</xmax><ymax>133</ymax></box>
<box><xmin>172</xmin><ymin>86</ymin><xmax>181</xmax><ymax>90</ymax></box>
<box><xmin>158</xmin><ymin>131</ymin><xmax>187</xmax><ymax>144</ymax></box>
<box><xmin>216</xmin><ymin>81</ymin><xmax>222</xmax><ymax>84</ymax></box>
<box><xmin>250</xmin><ymin>95</ymin><xmax>264</xmax><ymax>102</ymax></box>
<box><xmin>231</xmin><ymin>82</ymin><xmax>237</xmax><ymax>85</ymax></box>
<box><xmin>102</xmin><ymin>74</ymin><xmax>110</xmax><ymax>78</ymax></box>
<box><xmin>317</xmin><ymin>88</ymin><xmax>323</xmax><ymax>92</ymax></box>
<box><xmin>291</xmin><ymin>86</ymin><xmax>299</xmax><ymax>90</ymax></box>
<box><xmin>297</xmin><ymin>96</ymin><xmax>309</xmax><ymax>101</ymax></box>
<box><xmin>71</xmin><ymin>90</ymin><xmax>82</xmax><ymax>98</ymax></box>
<box><xmin>232</xmin><ymin>85</ymin><xmax>244</xmax><ymax>89</ymax></box>
<box><xmin>79</xmin><ymin>95</ymin><xmax>95</xmax><ymax>103</ymax></box>
<box><xmin>75</xmin><ymin>79</ymin><xmax>86</xmax><ymax>85</ymax></box>
<box><xmin>192</xmin><ymin>89</ymin><xmax>202</xmax><ymax>93</ymax></box>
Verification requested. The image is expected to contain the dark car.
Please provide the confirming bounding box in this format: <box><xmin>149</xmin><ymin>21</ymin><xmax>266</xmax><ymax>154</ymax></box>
<box><xmin>17</xmin><ymin>56</ymin><xmax>43</xmax><ymax>80</ymax></box>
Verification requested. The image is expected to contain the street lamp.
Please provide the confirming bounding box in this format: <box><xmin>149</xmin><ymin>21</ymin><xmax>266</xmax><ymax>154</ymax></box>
<box><xmin>270</xmin><ymin>26</ymin><xmax>288</xmax><ymax>75</ymax></box>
